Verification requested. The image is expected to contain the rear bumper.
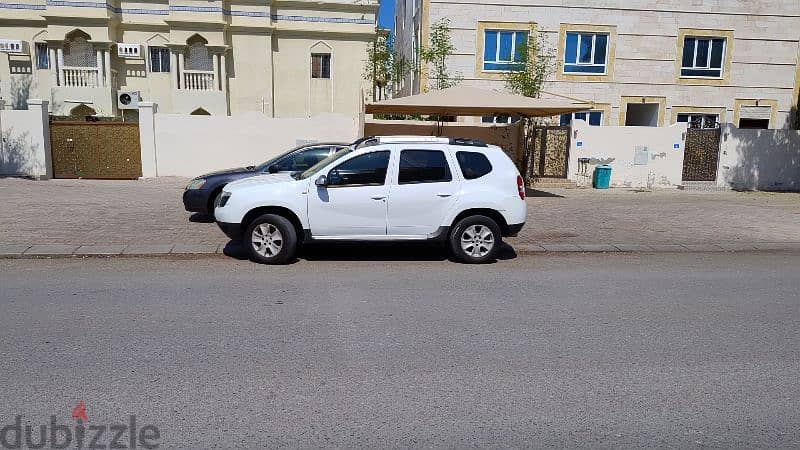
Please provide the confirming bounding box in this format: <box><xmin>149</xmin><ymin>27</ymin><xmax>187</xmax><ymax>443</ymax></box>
<box><xmin>505</xmin><ymin>222</ymin><xmax>525</xmax><ymax>237</ymax></box>
<box><xmin>217</xmin><ymin>221</ymin><xmax>242</xmax><ymax>240</ymax></box>
<box><xmin>183</xmin><ymin>189</ymin><xmax>211</xmax><ymax>215</ymax></box>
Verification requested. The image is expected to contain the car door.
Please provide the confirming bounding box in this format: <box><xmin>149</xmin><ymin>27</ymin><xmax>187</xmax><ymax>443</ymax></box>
<box><xmin>270</xmin><ymin>146</ymin><xmax>334</xmax><ymax>173</ymax></box>
<box><xmin>387</xmin><ymin>147</ymin><xmax>461</xmax><ymax>236</ymax></box>
<box><xmin>307</xmin><ymin>150</ymin><xmax>393</xmax><ymax>237</ymax></box>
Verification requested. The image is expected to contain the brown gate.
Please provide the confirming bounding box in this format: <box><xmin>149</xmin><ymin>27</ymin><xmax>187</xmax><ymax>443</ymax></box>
<box><xmin>682</xmin><ymin>128</ymin><xmax>721</xmax><ymax>182</ymax></box>
<box><xmin>50</xmin><ymin>121</ymin><xmax>142</xmax><ymax>179</ymax></box>
<box><xmin>528</xmin><ymin>125</ymin><xmax>571</xmax><ymax>179</ymax></box>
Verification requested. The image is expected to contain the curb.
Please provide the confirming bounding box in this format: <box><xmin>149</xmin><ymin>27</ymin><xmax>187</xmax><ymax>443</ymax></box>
<box><xmin>2</xmin><ymin>242</ymin><xmax>800</xmax><ymax>259</ymax></box>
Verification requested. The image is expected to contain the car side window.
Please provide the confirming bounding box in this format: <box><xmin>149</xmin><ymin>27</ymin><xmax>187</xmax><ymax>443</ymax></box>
<box><xmin>274</xmin><ymin>147</ymin><xmax>331</xmax><ymax>172</ymax></box>
<box><xmin>398</xmin><ymin>149</ymin><xmax>452</xmax><ymax>184</ymax></box>
<box><xmin>456</xmin><ymin>151</ymin><xmax>493</xmax><ymax>180</ymax></box>
<box><xmin>327</xmin><ymin>151</ymin><xmax>390</xmax><ymax>187</ymax></box>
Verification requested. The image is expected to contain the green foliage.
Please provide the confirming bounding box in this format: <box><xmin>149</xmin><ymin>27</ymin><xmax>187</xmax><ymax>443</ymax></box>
<box><xmin>420</xmin><ymin>18</ymin><xmax>461</xmax><ymax>91</ymax></box>
<box><xmin>363</xmin><ymin>32</ymin><xmax>412</xmax><ymax>100</ymax></box>
<box><xmin>504</xmin><ymin>26</ymin><xmax>555</xmax><ymax>99</ymax></box>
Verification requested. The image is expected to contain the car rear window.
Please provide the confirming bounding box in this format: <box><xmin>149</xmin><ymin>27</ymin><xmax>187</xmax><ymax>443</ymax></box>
<box><xmin>456</xmin><ymin>151</ymin><xmax>492</xmax><ymax>180</ymax></box>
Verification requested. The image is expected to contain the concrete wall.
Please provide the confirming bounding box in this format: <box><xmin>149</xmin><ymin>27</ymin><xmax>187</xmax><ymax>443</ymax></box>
<box><xmin>0</xmin><ymin>99</ymin><xmax>52</xmax><ymax>179</ymax></box>
<box><xmin>146</xmin><ymin>110</ymin><xmax>360</xmax><ymax>177</ymax></box>
<box><xmin>364</xmin><ymin>119</ymin><xmax>522</xmax><ymax>163</ymax></box>
<box><xmin>568</xmin><ymin>120</ymin><xmax>687</xmax><ymax>188</ymax></box>
<box><xmin>716</xmin><ymin>124</ymin><xmax>800</xmax><ymax>191</ymax></box>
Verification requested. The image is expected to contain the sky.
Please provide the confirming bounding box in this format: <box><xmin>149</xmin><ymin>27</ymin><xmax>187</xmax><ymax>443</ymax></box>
<box><xmin>378</xmin><ymin>0</ymin><xmax>395</xmax><ymax>35</ymax></box>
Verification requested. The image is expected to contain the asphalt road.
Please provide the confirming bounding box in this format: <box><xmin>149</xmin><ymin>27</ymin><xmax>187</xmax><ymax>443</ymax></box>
<box><xmin>1</xmin><ymin>252</ymin><xmax>799</xmax><ymax>448</ymax></box>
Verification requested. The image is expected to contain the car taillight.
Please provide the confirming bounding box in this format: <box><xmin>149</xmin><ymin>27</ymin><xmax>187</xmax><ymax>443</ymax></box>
<box><xmin>517</xmin><ymin>175</ymin><xmax>525</xmax><ymax>200</ymax></box>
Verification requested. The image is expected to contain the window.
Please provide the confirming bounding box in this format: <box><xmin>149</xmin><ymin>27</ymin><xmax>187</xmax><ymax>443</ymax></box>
<box><xmin>456</xmin><ymin>152</ymin><xmax>492</xmax><ymax>180</ymax></box>
<box><xmin>311</xmin><ymin>53</ymin><xmax>331</xmax><ymax>79</ymax></box>
<box><xmin>681</xmin><ymin>37</ymin><xmax>726</xmax><ymax>78</ymax></box>
<box><xmin>483</xmin><ymin>30</ymin><xmax>527</xmax><ymax>71</ymax></box>
<box><xmin>328</xmin><ymin>151</ymin><xmax>390</xmax><ymax>186</ymax></box>
<box><xmin>149</xmin><ymin>47</ymin><xmax>170</xmax><ymax>73</ymax></box>
<box><xmin>63</xmin><ymin>33</ymin><xmax>96</xmax><ymax>67</ymax></box>
<box><xmin>481</xmin><ymin>115</ymin><xmax>515</xmax><ymax>124</ymax></box>
<box><xmin>398</xmin><ymin>150</ymin><xmax>452</xmax><ymax>184</ymax></box>
<box><xmin>186</xmin><ymin>40</ymin><xmax>212</xmax><ymax>71</ymax></box>
<box><xmin>563</xmin><ymin>32</ymin><xmax>608</xmax><ymax>74</ymax></box>
<box><xmin>560</xmin><ymin>111</ymin><xmax>603</xmax><ymax>126</ymax></box>
<box><xmin>273</xmin><ymin>147</ymin><xmax>332</xmax><ymax>172</ymax></box>
<box><xmin>676</xmin><ymin>113</ymin><xmax>718</xmax><ymax>129</ymax></box>
<box><xmin>35</xmin><ymin>43</ymin><xmax>49</xmax><ymax>70</ymax></box>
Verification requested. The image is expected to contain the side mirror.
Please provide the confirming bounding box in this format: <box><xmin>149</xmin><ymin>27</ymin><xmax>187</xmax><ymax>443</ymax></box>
<box><xmin>315</xmin><ymin>175</ymin><xmax>328</xmax><ymax>187</ymax></box>
<box><xmin>267</xmin><ymin>165</ymin><xmax>280</xmax><ymax>174</ymax></box>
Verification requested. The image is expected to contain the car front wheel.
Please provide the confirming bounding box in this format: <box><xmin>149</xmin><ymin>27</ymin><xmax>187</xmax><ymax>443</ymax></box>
<box><xmin>449</xmin><ymin>215</ymin><xmax>501</xmax><ymax>264</ymax></box>
<box><xmin>245</xmin><ymin>214</ymin><xmax>297</xmax><ymax>264</ymax></box>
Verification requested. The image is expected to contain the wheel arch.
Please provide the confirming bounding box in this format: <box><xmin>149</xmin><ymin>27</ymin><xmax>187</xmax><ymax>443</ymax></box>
<box><xmin>241</xmin><ymin>206</ymin><xmax>304</xmax><ymax>238</ymax></box>
<box><xmin>450</xmin><ymin>208</ymin><xmax>510</xmax><ymax>236</ymax></box>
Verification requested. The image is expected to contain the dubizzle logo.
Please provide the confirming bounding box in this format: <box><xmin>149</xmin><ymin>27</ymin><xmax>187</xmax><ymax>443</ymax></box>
<box><xmin>0</xmin><ymin>402</ymin><xmax>160</xmax><ymax>449</ymax></box>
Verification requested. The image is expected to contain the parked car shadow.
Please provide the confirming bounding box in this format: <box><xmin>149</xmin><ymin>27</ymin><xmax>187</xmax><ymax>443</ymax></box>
<box><xmin>219</xmin><ymin>240</ymin><xmax>517</xmax><ymax>264</ymax></box>
<box><xmin>189</xmin><ymin>213</ymin><xmax>215</xmax><ymax>223</ymax></box>
<box><xmin>525</xmin><ymin>188</ymin><xmax>564</xmax><ymax>198</ymax></box>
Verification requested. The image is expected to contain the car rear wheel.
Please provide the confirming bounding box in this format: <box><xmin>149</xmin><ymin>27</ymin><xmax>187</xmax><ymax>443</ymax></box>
<box><xmin>449</xmin><ymin>215</ymin><xmax>501</xmax><ymax>264</ymax></box>
<box><xmin>245</xmin><ymin>214</ymin><xmax>297</xmax><ymax>264</ymax></box>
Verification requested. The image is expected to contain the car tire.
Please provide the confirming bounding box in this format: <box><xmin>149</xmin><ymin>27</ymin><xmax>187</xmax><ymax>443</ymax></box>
<box><xmin>245</xmin><ymin>214</ymin><xmax>297</xmax><ymax>265</ymax></box>
<box><xmin>449</xmin><ymin>215</ymin><xmax>501</xmax><ymax>264</ymax></box>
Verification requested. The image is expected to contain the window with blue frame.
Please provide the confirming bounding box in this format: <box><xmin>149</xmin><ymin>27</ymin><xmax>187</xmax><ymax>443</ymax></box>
<box><xmin>563</xmin><ymin>32</ymin><xmax>608</xmax><ymax>74</ymax></box>
<box><xmin>681</xmin><ymin>37</ymin><xmax>726</xmax><ymax>78</ymax></box>
<box><xmin>560</xmin><ymin>111</ymin><xmax>603</xmax><ymax>126</ymax></box>
<box><xmin>35</xmin><ymin>43</ymin><xmax>49</xmax><ymax>70</ymax></box>
<box><xmin>483</xmin><ymin>30</ymin><xmax>528</xmax><ymax>72</ymax></box>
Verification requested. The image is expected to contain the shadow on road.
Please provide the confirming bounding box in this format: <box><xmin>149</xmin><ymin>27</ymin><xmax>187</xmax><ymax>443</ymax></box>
<box><xmin>221</xmin><ymin>240</ymin><xmax>518</xmax><ymax>264</ymax></box>
<box><xmin>525</xmin><ymin>188</ymin><xmax>564</xmax><ymax>198</ymax></box>
<box><xmin>189</xmin><ymin>213</ymin><xmax>215</xmax><ymax>223</ymax></box>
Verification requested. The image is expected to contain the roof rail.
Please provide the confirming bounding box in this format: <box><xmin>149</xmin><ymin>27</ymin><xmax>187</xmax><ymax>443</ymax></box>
<box><xmin>448</xmin><ymin>138</ymin><xmax>488</xmax><ymax>147</ymax></box>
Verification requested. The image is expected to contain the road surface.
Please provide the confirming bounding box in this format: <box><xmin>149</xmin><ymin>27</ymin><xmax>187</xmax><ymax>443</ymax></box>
<box><xmin>1</xmin><ymin>251</ymin><xmax>798</xmax><ymax>448</ymax></box>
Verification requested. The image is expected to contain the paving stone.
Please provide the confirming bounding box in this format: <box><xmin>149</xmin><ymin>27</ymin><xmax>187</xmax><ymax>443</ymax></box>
<box><xmin>577</xmin><ymin>244</ymin><xmax>620</xmax><ymax>252</ymax></box>
<box><xmin>539</xmin><ymin>243</ymin><xmax>583</xmax><ymax>252</ymax></box>
<box><xmin>648</xmin><ymin>244</ymin><xmax>690</xmax><ymax>252</ymax></box>
<box><xmin>0</xmin><ymin>244</ymin><xmax>31</xmax><ymax>256</ymax></box>
<box><xmin>171</xmin><ymin>244</ymin><xmax>220</xmax><ymax>254</ymax></box>
<box><xmin>613</xmin><ymin>244</ymin><xmax>654</xmax><ymax>252</ymax></box>
<box><xmin>75</xmin><ymin>245</ymin><xmax>126</xmax><ymax>255</ymax></box>
<box><xmin>24</xmin><ymin>244</ymin><xmax>78</xmax><ymax>256</ymax></box>
<box><xmin>681</xmin><ymin>244</ymin><xmax>725</xmax><ymax>252</ymax></box>
<box><xmin>122</xmin><ymin>244</ymin><xmax>174</xmax><ymax>255</ymax></box>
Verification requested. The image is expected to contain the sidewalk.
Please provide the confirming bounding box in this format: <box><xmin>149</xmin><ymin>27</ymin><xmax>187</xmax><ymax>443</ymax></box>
<box><xmin>2</xmin><ymin>177</ymin><xmax>799</xmax><ymax>257</ymax></box>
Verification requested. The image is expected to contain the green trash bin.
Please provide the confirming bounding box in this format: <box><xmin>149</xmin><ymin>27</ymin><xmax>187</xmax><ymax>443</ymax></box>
<box><xmin>592</xmin><ymin>165</ymin><xmax>612</xmax><ymax>189</ymax></box>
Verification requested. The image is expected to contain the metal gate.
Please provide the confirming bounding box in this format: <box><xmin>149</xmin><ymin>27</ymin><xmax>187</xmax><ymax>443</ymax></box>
<box><xmin>528</xmin><ymin>126</ymin><xmax>571</xmax><ymax>179</ymax></box>
<box><xmin>682</xmin><ymin>128</ymin><xmax>721</xmax><ymax>181</ymax></box>
<box><xmin>50</xmin><ymin>121</ymin><xmax>142</xmax><ymax>179</ymax></box>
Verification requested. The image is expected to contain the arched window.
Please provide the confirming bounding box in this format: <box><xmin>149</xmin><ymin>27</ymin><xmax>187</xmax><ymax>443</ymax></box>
<box><xmin>63</xmin><ymin>30</ymin><xmax>96</xmax><ymax>67</ymax></box>
<box><xmin>185</xmin><ymin>35</ymin><xmax>212</xmax><ymax>71</ymax></box>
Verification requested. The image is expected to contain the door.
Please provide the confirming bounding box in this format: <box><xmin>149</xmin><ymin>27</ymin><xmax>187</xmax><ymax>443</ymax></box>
<box><xmin>307</xmin><ymin>150</ymin><xmax>392</xmax><ymax>236</ymax></box>
<box><xmin>388</xmin><ymin>148</ymin><xmax>460</xmax><ymax>236</ymax></box>
<box><xmin>50</xmin><ymin>121</ymin><xmax>142</xmax><ymax>179</ymax></box>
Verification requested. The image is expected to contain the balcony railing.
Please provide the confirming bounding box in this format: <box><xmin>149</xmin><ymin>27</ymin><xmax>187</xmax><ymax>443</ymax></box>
<box><xmin>61</xmin><ymin>67</ymin><xmax>100</xmax><ymax>88</ymax></box>
<box><xmin>183</xmin><ymin>70</ymin><xmax>215</xmax><ymax>91</ymax></box>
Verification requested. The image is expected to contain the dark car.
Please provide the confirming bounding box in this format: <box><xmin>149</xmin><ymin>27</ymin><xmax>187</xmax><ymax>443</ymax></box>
<box><xmin>182</xmin><ymin>142</ymin><xmax>348</xmax><ymax>216</ymax></box>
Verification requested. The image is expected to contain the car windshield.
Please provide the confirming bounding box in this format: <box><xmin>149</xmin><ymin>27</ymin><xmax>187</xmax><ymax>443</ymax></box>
<box><xmin>255</xmin><ymin>145</ymin><xmax>310</xmax><ymax>171</ymax></box>
<box><xmin>297</xmin><ymin>147</ymin><xmax>353</xmax><ymax>180</ymax></box>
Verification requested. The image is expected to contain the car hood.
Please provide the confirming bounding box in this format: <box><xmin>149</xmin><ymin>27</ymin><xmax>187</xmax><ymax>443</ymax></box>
<box><xmin>200</xmin><ymin>166</ymin><xmax>256</xmax><ymax>178</ymax></box>
<box><xmin>224</xmin><ymin>172</ymin><xmax>295</xmax><ymax>190</ymax></box>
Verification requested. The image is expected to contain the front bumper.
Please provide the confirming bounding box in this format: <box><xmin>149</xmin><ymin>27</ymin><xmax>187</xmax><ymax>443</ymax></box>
<box><xmin>217</xmin><ymin>221</ymin><xmax>243</xmax><ymax>240</ymax></box>
<box><xmin>182</xmin><ymin>189</ymin><xmax>211</xmax><ymax>215</ymax></box>
<box><xmin>505</xmin><ymin>222</ymin><xmax>525</xmax><ymax>237</ymax></box>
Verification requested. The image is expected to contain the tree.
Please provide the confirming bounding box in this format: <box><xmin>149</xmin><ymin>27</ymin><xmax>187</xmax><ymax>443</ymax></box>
<box><xmin>364</xmin><ymin>31</ymin><xmax>411</xmax><ymax>101</ymax></box>
<box><xmin>503</xmin><ymin>26</ymin><xmax>556</xmax><ymax>184</ymax></box>
<box><xmin>420</xmin><ymin>18</ymin><xmax>461</xmax><ymax>91</ymax></box>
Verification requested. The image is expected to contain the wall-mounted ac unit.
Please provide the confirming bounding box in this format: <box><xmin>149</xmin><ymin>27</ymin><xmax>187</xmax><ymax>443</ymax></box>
<box><xmin>117</xmin><ymin>90</ymin><xmax>140</xmax><ymax>109</ymax></box>
<box><xmin>117</xmin><ymin>43</ymin><xmax>142</xmax><ymax>59</ymax></box>
<box><xmin>0</xmin><ymin>39</ymin><xmax>28</xmax><ymax>54</ymax></box>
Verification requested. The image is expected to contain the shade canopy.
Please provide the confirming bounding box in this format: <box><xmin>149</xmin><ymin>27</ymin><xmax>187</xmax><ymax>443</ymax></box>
<box><xmin>366</xmin><ymin>86</ymin><xmax>591</xmax><ymax>117</ymax></box>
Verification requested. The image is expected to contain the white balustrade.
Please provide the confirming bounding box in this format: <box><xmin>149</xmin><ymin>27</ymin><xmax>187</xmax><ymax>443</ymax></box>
<box><xmin>182</xmin><ymin>70</ymin><xmax>215</xmax><ymax>91</ymax></box>
<box><xmin>61</xmin><ymin>67</ymin><xmax>100</xmax><ymax>87</ymax></box>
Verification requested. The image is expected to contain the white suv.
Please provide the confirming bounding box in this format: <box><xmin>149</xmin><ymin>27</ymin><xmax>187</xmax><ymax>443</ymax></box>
<box><xmin>214</xmin><ymin>136</ymin><xmax>526</xmax><ymax>264</ymax></box>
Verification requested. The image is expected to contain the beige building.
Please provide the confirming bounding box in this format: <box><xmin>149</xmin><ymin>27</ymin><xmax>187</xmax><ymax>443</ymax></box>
<box><xmin>395</xmin><ymin>0</ymin><xmax>800</xmax><ymax>129</ymax></box>
<box><xmin>0</xmin><ymin>0</ymin><xmax>378</xmax><ymax>117</ymax></box>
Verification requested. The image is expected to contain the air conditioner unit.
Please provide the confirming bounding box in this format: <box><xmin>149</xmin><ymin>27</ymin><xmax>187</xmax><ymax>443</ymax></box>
<box><xmin>117</xmin><ymin>43</ymin><xmax>142</xmax><ymax>59</ymax></box>
<box><xmin>117</xmin><ymin>90</ymin><xmax>140</xmax><ymax>109</ymax></box>
<box><xmin>0</xmin><ymin>39</ymin><xmax>28</xmax><ymax>54</ymax></box>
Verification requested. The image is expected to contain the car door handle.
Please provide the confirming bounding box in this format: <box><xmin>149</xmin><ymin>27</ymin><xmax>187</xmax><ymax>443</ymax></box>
<box><xmin>371</xmin><ymin>195</ymin><xmax>386</xmax><ymax>200</ymax></box>
<box><xmin>437</xmin><ymin>193</ymin><xmax>453</xmax><ymax>197</ymax></box>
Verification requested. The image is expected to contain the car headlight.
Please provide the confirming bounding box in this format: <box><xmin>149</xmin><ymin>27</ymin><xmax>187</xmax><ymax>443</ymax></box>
<box><xmin>186</xmin><ymin>178</ymin><xmax>206</xmax><ymax>190</ymax></box>
<box><xmin>216</xmin><ymin>192</ymin><xmax>232</xmax><ymax>208</ymax></box>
